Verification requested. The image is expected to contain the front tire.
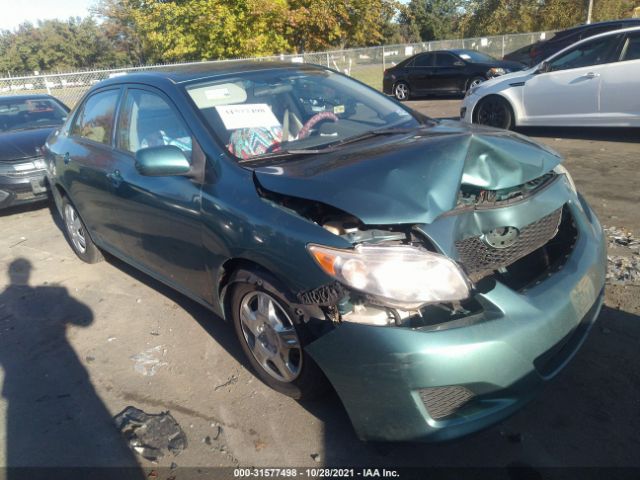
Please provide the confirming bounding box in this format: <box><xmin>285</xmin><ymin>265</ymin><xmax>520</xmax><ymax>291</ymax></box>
<box><xmin>229</xmin><ymin>270</ymin><xmax>328</xmax><ymax>400</ymax></box>
<box><xmin>61</xmin><ymin>197</ymin><xmax>103</xmax><ymax>263</ymax></box>
<box><xmin>393</xmin><ymin>81</ymin><xmax>410</xmax><ymax>101</ymax></box>
<box><xmin>474</xmin><ymin>95</ymin><xmax>514</xmax><ymax>130</ymax></box>
<box><xmin>466</xmin><ymin>76</ymin><xmax>485</xmax><ymax>93</ymax></box>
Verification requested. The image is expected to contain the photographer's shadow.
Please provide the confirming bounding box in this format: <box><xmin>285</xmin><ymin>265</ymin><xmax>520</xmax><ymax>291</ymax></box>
<box><xmin>0</xmin><ymin>258</ymin><xmax>142</xmax><ymax>475</ymax></box>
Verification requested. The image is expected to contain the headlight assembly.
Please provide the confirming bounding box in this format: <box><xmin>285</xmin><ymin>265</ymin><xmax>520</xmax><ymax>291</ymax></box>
<box><xmin>488</xmin><ymin>67</ymin><xmax>507</xmax><ymax>77</ymax></box>
<box><xmin>308</xmin><ymin>244</ymin><xmax>471</xmax><ymax>309</ymax></box>
<box><xmin>553</xmin><ymin>163</ymin><xmax>577</xmax><ymax>193</ymax></box>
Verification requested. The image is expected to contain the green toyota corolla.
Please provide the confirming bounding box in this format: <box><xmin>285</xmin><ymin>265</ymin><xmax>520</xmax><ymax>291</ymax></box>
<box><xmin>44</xmin><ymin>63</ymin><xmax>606</xmax><ymax>442</ymax></box>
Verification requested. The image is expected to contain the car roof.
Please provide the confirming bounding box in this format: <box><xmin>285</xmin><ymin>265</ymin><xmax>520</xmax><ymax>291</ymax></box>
<box><xmin>552</xmin><ymin>18</ymin><xmax>640</xmax><ymax>39</ymax></box>
<box><xmin>92</xmin><ymin>61</ymin><xmax>327</xmax><ymax>89</ymax></box>
<box><xmin>0</xmin><ymin>94</ymin><xmax>59</xmax><ymax>102</ymax></box>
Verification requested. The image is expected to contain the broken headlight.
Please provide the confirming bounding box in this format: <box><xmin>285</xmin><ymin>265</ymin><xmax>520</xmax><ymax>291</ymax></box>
<box><xmin>308</xmin><ymin>244</ymin><xmax>471</xmax><ymax>309</ymax></box>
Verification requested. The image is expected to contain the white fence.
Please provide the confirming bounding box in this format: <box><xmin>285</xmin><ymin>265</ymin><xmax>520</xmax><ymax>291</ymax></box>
<box><xmin>0</xmin><ymin>30</ymin><xmax>553</xmax><ymax>107</ymax></box>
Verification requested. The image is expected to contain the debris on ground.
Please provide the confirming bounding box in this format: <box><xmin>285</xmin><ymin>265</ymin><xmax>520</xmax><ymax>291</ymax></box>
<box><xmin>214</xmin><ymin>374</ymin><xmax>238</xmax><ymax>391</ymax></box>
<box><xmin>603</xmin><ymin>226</ymin><xmax>640</xmax><ymax>285</ymax></box>
<box><xmin>114</xmin><ymin>406</ymin><xmax>187</xmax><ymax>462</ymax></box>
<box><xmin>131</xmin><ymin>345</ymin><xmax>168</xmax><ymax>376</ymax></box>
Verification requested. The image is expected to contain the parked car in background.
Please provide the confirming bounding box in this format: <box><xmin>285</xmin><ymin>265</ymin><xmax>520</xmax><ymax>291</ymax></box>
<box><xmin>0</xmin><ymin>94</ymin><xmax>69</xmax><ymax>209</ymax></box>
<box><xmin>462</xmin><ymin>27</ymin><xmax>640</xmax><ymax>129</ymax></box>
<box><xmin>383</xmin><ymin>49</ymin><xmax>525</xmax><ymax>100</ymax></box>
<box><xmin>45</xmin><ymin>62</ymin><xmax>605</xmax><ymax>442</ymax></box>
<box><xmin>504</xmin><ymin>18</ymin><xmax>640</xmax><ymax>66</ymax></box>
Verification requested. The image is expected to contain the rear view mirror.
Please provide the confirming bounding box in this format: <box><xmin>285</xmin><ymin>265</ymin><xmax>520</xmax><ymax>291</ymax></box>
<box><xmin>135</xmin><ymin>145</ymin><xmax>191</xmax><ymax>177</ymax></box>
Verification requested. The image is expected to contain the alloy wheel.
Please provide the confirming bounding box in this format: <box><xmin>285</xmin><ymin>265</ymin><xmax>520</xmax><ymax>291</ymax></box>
<box><xmin>64</xmin><ymin>203</ymin><xmax>87</xmax><ymax>254</ymax></box>
<box><xmin>394</xmin><ymin>83</ymin><xmax>409</xmax><ymax>100</ymax></box>
<box><xmin>239</xmin><ymin>291</ymin><xmax>302</xmax><ymax>382</ymax></box>
<box><xmin>476</xmin><ymin>98</ymin><xmax>510</xmax><ymax>129</ymax></box>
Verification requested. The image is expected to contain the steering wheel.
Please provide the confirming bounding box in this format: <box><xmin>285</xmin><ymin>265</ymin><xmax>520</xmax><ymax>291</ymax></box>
<box><xmin>297</xmin><ymin>112</ymin><xmax>339</xmax><ymax>139</ymax></box>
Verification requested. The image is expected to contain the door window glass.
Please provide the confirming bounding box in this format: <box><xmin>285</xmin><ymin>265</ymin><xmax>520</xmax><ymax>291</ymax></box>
<box><xmin>117</xmin><ymin>90</ymin><xmax>192</xmax><ymax>159</ymax></box>
<box><xmin>413</xmin><ymin>54</ymin><xmax>434</xmax><ymax>67</ymax></box>
<box><xmin>548</xmin><ymin>35</ymin><xmax>621</xmax><ymax>71</ymax></box>
<box><xmin>622</xmin><ymin>34</ymin><xmax>640</xmax><ymax>61</ymax></box>
<box><xmin>435</xmin><ymin>53</ymin><xmax>458</xmax><ymax>67</ymax></box>
<box><xmin>71</xmin><ymin>90</ymin><xmax>119</xmax><ymax>144</ymax></box>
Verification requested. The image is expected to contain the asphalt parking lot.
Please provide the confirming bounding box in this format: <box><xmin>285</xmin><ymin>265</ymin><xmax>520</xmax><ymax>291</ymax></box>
<box><xmin>1</xmin><ymin>98</ymin><xmax>639</xmax><ymax>475</ymax></box>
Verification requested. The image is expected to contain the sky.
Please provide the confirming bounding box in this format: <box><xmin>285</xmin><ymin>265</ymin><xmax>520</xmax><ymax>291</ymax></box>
<box><xmin>0</xmin><ymin>0</ymin><xmax>94</xmax><ymax>31</ymax></box>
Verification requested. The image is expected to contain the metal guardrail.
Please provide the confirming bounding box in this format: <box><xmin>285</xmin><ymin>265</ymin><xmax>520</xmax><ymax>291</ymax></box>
<box><xmin>0</xmin><ymin>30</ymin><xmax>553</xmax><ymax>108</ymax></box>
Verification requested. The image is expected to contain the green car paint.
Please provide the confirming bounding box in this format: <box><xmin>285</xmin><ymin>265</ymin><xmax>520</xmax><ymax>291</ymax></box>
<box><xmin>44</xmin><ymin>63</ymin><xmax>607</xmax><ymax>442</ymax></box>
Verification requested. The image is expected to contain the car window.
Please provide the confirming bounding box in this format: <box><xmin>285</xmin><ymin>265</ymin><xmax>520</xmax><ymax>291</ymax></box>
<box><xmin>71</xmin><ymin>90</ymin><xmax>119</xmax><ymax>144</ymax></box>
<box><xmin>621</xmin><ymin>34</ymin><xmax>640</xmax><ymax>61</ymax></box>
<box><xmin>186</xmin><ymin>68</ymin><xmax>420</xmax><ymax>161</ymax></box>
<box><xmin>435</xmin><ymin>53</ymin><xmax>459</xmax><ymax>67</ymax></box>
<box><xmin>413</xmin><ymin>54</ymin><xmax>434</xmax><ymax>67</ymax></box>
<box><xmin>548</xmin><ymin>34</ymin><xmax>621</xmax><ymax>71</ymax></box>
<box><xmin>117</xmin><ymin>89</ymin><xmax>192</xmax><ymax>159</ymax></box>
<box><xmin>0</xmin><ymin>97</ymin><xmax>68</xmax><ymax>132</ymax></box>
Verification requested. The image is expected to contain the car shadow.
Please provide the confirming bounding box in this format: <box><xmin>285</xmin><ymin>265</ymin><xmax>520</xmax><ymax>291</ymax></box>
<box><xmin>517</xmin><ymin>126</ymin><xmax>640</xmax><ymax>144</ymax></box>
<box><xmin>0</xmin><ymin>200</ymin><xmax>49</xmax><ymax>218</ymax></box>
<box><xmin>0</xmin><ymin>258</ymin><xmax>145</xmax><ymax>478</ymax></box>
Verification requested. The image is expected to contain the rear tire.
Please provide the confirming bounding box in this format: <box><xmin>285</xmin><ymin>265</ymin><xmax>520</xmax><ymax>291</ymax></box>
<box><xmin>474</xmin><ymin>95</ymin><xmax>514</xmax><ymax>130</ymax></box>
<box><xmin>61</xmin><ymin>197</ymin><xmax>103</xmax><ymax>264</ymax></box>
<box><xmin>229</xmin><ymin>269</ymin><xmax>328</xmax><ymax>400</ymax></box>
<box><xmin>393</xmin><ymin>82</ymin><xmax>410</xmax><ymax>101</ymax></box>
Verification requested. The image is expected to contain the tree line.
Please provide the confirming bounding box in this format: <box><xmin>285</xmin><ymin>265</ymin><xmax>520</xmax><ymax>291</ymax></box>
<box><xmin>0</xmin><ymin>0</ymin><xmax>637</xmax><ymax>75</ymax></box>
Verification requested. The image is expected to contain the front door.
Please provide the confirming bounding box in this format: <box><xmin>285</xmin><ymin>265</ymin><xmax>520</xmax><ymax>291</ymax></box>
<box><xmin>522</xmin><ymin>33</ymin><xmax>623</xmax><ymax>126</ymax></box>
<box><xmin>110</xmin><ymin>86</ymin><xmax>208</xmax><ymax>298</ymax></box>
<box><xmin>432</xmin><ymin>52</ymin><xmax>467</xmax><ymax>91</ymax></box>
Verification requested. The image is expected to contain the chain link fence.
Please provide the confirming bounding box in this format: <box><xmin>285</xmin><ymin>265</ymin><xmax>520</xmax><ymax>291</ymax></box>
<box><xmin>0</xmin><ymin>30</ymin><xmax>553</xmax><ymax>108</ymax></box>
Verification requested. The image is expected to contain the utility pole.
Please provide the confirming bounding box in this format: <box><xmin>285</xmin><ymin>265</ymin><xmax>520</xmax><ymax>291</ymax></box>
<box><xmin>586</xmin><ymin>0</ymin><xmax>594</xmax><ymax>24</ymax></box>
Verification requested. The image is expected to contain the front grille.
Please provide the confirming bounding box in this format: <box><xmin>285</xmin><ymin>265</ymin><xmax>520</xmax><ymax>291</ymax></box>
<box><xmin>456</xmin><ymin>207</ymin><xmax>563</xmax><ymax>281</ymax></box>
<box><xmin>419</xmin><ymin>386</ymin><xmax>475</xmax><ymax>420</ymax></box>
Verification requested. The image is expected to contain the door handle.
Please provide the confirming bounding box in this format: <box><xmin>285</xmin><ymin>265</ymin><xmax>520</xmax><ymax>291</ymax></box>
<box><xmin>106</xmin><ymin>169</ymin><xmax>123</xmax><ymax>188</ymax></box>
<box><xmin>584</xmin><ymin>72</ymin><xmax>600</xmax><ymax>78</ymax></box>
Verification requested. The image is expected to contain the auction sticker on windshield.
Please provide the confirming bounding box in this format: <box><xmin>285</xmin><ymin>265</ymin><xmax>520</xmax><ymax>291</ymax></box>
<box><xmin>216</xmin><ymin>103</ymin><xmax>280</xmax><ymax>130</ymax></box>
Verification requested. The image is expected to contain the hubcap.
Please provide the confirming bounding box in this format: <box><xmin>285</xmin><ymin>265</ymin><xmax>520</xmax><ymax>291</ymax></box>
<box><xmin>395</xmin><ymin>83</ymin><xmax>408</xmax><ymax>100</ymax></box>
<box><xmin>64</xmin><ymin>204</ymin><xmax>87</xmax><ymax>254</ymax></box>
<box><xmin>239</xmin><ymin>291</ymin><xmax>302</xmax><ymax>382</ymax></box>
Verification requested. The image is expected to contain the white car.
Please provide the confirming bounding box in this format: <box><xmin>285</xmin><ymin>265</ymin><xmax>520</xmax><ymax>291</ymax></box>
<box><xmin>461</xmin><ymin>26</ymin><xmax>640</xmax><ymax>129</ymax></box>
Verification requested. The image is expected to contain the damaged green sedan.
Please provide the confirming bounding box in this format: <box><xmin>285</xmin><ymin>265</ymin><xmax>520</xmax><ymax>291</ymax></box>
<box><xmin>44</xmin><ymin>63</ymin><xmax>606</xmax><ymax>442</ymax></box>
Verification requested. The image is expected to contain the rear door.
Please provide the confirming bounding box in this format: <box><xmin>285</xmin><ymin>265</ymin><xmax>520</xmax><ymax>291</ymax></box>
<box><xmin>64</xmin><ymin>88</ymin><xmax>122</xmax><ymax>247</ymax></box>
<box><xmin>110</xmin><ymin>86</ymin><xmax>208</xmax><ymax>297</ymax></box>
<box><xmin>406</xmin><ymin>53</ymin><xmax>435</xmax><ymax>92</ymax></box>
<box><xmin>522</xmin><ymin>34</ymin><xmax>623</xmax><ymax>126</ymax></box>
<box><xmin>599</xmin><ymin>31</ymin><xmax>640</xmax><ymax>125</ymax></box>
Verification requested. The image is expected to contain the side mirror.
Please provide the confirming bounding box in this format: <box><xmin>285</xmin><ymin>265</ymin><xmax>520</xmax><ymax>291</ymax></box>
<box><xmin>135</xmin><ymin>145</ymin><xmax>191</xmax><ymax>177</ymax></box>
<box><xmin>454</xmin><ymin>60</ymin><xmax>465</xmax><ymax>67</ymax></box>
<box><xmin>536</xmin><ymin>61</ymin><xmax>551</xmax><ymax>74</ymax></box>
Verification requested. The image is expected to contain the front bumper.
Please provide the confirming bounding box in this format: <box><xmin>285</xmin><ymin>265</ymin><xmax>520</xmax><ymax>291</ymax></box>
<box><xmin>306</xmin><ymin>195</ymin><xmax>606</xmax><ymax>441</ymax></box>
<box><xmin>0</xmin><ymin>171</ymin><xmax>49</xmax><ymax>209</ymax></box>
<box><xmin>460</xmin><ymin>94</ymin><xmax>479</xmax><ymax>123</ymax></box>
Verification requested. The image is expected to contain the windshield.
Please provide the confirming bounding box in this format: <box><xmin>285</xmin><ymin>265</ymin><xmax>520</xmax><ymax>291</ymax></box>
<box><xmin>0</xmin><ymin>97</ymin><xmax>68</xmax><ymax>132</ymax></box>
<box><xmin>186</xmin><ymin>68</ymin><xmax>421</xmax><ymax>161</ymax></box>
<box><xmin>455</xmin><ymin>51</ymin><xmax>498</xmax><ymax>63</ymax></box>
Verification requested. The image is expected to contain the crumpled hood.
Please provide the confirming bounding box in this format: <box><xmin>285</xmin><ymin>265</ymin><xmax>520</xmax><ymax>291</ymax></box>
<box><xmin>254</xmin><ymin>120</ymin><xmax>562</xmax><ymax>225</ymax></box>
<box><xmin>0</xmin><ymin>127</ymin><xmax>52</xmax><ymax>162</ymax></box>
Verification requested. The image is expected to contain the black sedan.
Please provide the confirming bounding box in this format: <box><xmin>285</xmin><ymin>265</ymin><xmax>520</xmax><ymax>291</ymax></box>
<box><xmin>0</xmin><ymin>94</ymin><xmax>69</xmax><ymax>209</ymax></box>
<box><xmin>383</xmin><ymin>49</ymin><xmax>525</xmax><ymax>100</ymax></box>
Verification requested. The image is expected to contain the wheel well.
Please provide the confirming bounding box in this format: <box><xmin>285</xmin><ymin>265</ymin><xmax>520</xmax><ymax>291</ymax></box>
<box><xmin>217</xmin><ymin>258</ymin><xmax>290</xmax><ymax>320</ymax></box>
<box><xmin>472</xmin><ymin>94</ymin><xmax>516</xmax><ymax>125</ymax></box>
